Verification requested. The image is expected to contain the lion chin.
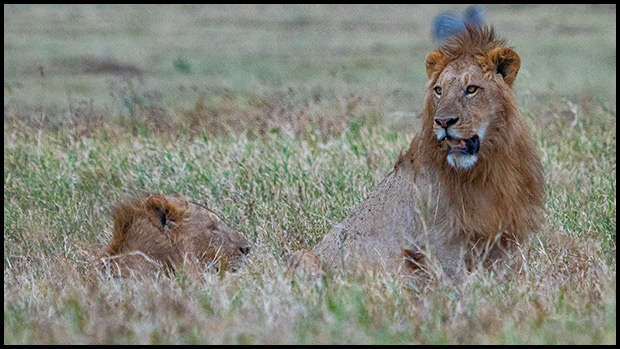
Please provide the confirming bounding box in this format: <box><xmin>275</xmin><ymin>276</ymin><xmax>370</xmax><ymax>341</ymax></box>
<box><xmin>447</xmin><ymin>151</ymin><xmax>478</xmax><ymax>170</ymax></box>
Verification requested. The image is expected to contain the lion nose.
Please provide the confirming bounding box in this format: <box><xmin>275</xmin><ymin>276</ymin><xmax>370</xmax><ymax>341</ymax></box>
<box><xmin>434</xmin><ymin>116</ymin><xmax>459</xmax><ymax>129</ymax></box>
<box><xmin>239</xmin><ymin>245</ymin><xmax>251</xmax><ymax>255</ymax></box>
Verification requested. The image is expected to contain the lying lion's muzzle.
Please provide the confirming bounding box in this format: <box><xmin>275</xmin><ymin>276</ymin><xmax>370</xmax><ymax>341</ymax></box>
<box><xmin>445</xmin><ymin>134</ymin><xmax>480</xmax><ymax>156</ymax></box>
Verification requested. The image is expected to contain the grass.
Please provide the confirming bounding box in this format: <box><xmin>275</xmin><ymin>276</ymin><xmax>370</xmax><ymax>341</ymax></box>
<box><xmin>4</xmin><ymin>4</ymin><xmax>616</xmax><ymax>344</ymax></box>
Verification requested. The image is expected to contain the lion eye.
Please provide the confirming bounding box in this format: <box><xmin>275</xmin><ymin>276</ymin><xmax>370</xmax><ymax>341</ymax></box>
<box><xmin>465</xmin><ymin>85</ymin><xmax>479</xmax><ymax>94</ymax></box>
<box><xmin>434</xmin><ymin>86</ymin><xmax>442</xmax><ymax>96</ymax></box>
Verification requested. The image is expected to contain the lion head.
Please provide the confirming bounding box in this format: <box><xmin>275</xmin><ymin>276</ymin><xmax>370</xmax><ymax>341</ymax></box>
<box><xmin>415</xmin><ymin>25</ymin><xmax>544</xmax><ymax>254</ymax></box>
<box><xmin>423</xmin><ymin>25</ymin><xmax>522</xmax><ymax>170</ymax></box>
<box><xmin>93</xmin><ymin>193</ymin><xmax>251</xmax><ymax>279</ymax></box>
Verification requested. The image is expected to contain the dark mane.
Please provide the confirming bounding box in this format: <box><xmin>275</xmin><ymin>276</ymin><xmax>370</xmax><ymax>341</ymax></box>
<box><xmin>440</xmin><ymin>25</ymin><xmax>507</xmax><ymax>60</ymax></box>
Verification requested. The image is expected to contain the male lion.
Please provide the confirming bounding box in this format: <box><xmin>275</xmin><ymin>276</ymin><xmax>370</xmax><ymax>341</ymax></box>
<box><xmin>91</xmin><ymin>193</ymin><xmax>251</xmax><ymax>280</ymax></box>
<box><xmin>288</xmin><ymin>25</ymin><xmax>543</xmax><ymax>277</ymax></box>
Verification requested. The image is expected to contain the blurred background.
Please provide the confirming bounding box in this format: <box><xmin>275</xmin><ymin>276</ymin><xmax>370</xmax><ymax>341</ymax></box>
<box><xmin>4</xmin><ymin>4</ymin><xmax>616</xmax><ymax>137</ymax></box>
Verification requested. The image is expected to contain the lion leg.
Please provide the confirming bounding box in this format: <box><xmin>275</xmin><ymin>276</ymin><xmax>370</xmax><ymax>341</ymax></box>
<box><xmin>401</xmin><ymin>247</ymin><xmax>430</xmax><ymax>274</ymax></box>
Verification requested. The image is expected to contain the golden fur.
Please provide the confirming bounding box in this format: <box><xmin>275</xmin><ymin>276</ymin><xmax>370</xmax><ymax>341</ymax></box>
<box><xmin>288</xmin><ymin>26</ymin><xmax>544</xmax><ymax>276</ymax></box>
<box><xmin>91</xmin><ymin>193</ymin><xmax>251</xmax><ymax>279</ymax></box>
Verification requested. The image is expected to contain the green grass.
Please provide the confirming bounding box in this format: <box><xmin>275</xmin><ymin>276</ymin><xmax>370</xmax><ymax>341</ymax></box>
<box><xmin>4</xmin><ymin>4</ymin><xmax>616</xmax><ymax>344</ymax></box>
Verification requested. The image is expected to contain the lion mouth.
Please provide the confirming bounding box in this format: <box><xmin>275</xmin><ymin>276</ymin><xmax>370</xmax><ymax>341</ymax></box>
<box><xmin>445</xmin><ymin>135</ymin><xmax>480</xmax><ymax>156</ymax></box>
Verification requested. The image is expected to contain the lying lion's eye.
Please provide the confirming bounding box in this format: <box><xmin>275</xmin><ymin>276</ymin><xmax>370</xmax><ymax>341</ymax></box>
<box><xmin>434</xmin><ymin>86</ymin><xmax>442</xmax><ymax>96</ymax></box>
<box><xmin>465</xmin><ymin>85</ymin><xmax>479</xmax><ymax>94</ymax></box>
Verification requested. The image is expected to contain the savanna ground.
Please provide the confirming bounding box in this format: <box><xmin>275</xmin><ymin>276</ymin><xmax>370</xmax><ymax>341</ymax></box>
<box><xmin>4</xmin><ymin>4</ymin><xmax>616</xmax><ymax>344</ymax></box>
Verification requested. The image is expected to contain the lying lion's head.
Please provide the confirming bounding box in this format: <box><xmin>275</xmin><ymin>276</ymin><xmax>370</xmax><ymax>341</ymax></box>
<box><xmin>174</xmin><ymin>198</ymin><xmax>251</xmax><ymax>273</ymax></box>
<box><xmin>94</xmin><ymin>193</ymin><xmax>251</xmax><ymax>278</ymax></box>
<box><xmin>424</xmin><ymin>25</ymin><xmax>521</xmax><ymax>170</ymax></box>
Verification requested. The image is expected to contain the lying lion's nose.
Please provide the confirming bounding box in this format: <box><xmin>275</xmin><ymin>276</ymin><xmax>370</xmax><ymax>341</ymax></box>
<box><xmin>435</xmin><ymin>116</ymin><xmax>459</xmax><ymax>129</ymax></box>
<box><xmin>239</xmin><ymin>245</ymin><xmax>251</xmax><ymax>255</ymax></box>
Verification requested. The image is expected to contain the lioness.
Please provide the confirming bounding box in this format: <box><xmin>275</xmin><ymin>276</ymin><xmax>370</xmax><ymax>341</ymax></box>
<box><xmin>91</xmin><ymin>193</ymin><xmax>251</xmax><ymax>279</ymax></box>
<box><xmin>288</xmin><ymin>25</ymin><xmax>544</xmax><ymax>277</ymax></box>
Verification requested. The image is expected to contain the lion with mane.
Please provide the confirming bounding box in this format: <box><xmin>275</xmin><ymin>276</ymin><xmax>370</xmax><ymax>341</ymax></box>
<box><xmin>91</xmin><ymin>193</ymin><xmax>251</xmax><ymax>280</ymax></box>
<box><xmin>288</xmin><ymin>25</ymin><xmax>544</xmax><ymax>277</ymax></box>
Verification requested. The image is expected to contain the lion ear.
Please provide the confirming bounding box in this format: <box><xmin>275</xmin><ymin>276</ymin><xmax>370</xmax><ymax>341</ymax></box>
<box><xmin>145</xmin><ymin>194</ymin><xmax>187</xmax><ymax>228</ymax></box>
<box><xmin>486</xmin><ymin>47</ymin><xmax>520</xmax><ymax>86</ymax></box>
<box><xmin>425</xmin><ymin>49</ymin><xmax>446</xmax><ymax>79</ymax></box>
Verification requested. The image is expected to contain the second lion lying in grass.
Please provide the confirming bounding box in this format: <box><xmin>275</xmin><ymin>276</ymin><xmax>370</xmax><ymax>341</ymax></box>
<box><xmin>91</xmin><ymin>193</ymin><xmax>251</xmax><ymax>280</ymax></box>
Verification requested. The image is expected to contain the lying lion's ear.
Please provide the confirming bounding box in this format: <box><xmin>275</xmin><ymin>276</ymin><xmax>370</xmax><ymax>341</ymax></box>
<box><xmin>425</xmin><ymin>49</ymin><xmax>446</xmax><ymax>79</ymax></box>
<box><xmin>145</xmin><ymin>194</ymin><xmax>187</xmax><ymax>228</ymax></box>
<box><xmin>486</xmin><ymin>47</ymin><xmax>520</xmax><ymax>86</ymax></box>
